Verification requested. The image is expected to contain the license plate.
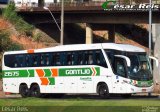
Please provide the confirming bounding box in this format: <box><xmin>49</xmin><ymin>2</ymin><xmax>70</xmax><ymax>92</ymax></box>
<box><xmin>142</xmin><ymin>89</ymin><xmax>146</xmax><ymax>92</ymax></box>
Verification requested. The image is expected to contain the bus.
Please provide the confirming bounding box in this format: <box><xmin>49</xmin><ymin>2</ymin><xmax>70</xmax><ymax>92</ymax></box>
<box><xmin>0</xmin><ymin>0</ymin><xmax>9</xmax><ymax>4</ymax></box>
<box><xmin>2</xmin><ymin>43</ymin><xmax>158</xmax><ymax>98</ymax></box>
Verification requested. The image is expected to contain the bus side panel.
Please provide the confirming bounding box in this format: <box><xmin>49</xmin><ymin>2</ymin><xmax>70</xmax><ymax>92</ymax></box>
<box><xmin>64</xmin><ymin>77</ymin><xmax>78</xmax><ymax>93</ymax></box>
<box><xmin>3</xmin><ymin>78</ymin><xmax>19</xmax><ymax>93</ymax></box>
<box><xmin>93</xmin><ymin>67</ymin><xmax>114</xmax><ymax>94</ymax></box>
<box><xmin>3</xmin><ymin>77</ymin><xmax>30</xmax><ymax>94</ymax></box>
<box><xmin>77</xmin><ymin>76</ymin><xmax>94</xmax><ymax>93</ymax></box>
<box><xmin>111</xmin><ymin>76</ymin><xmax>127</xmax><ymax>93</ymax></box>
<box><xmin>93</xmin><ymin>76</ymin><xmax>113</xmax><ymax>94</ymax></box>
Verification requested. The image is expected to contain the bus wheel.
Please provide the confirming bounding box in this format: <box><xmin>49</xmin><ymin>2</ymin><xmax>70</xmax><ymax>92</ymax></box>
<box><xmin>30</xmin><ymin>84</ymin><xmax>41</xmax><ymax>98</ymax></box>
<box><xmin>121</xmin><ymin>94</ymin><xmax>131</xmax><ymax>98</ymax></box>
<box><xmin>19</xmin><ymin>84</ymin><xmax>29</xmax><ymax>98</ymax></box>
<box><xmin>98</xmin><ymin>83</ymin><xmax>109</xmax><ymax>99</ymax></box>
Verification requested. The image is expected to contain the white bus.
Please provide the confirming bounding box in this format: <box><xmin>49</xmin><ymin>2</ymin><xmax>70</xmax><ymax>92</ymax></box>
<box><xmin>2</xmin><ymin>43</ymin><xmax>158</xmax><ymax>98</ymax></box>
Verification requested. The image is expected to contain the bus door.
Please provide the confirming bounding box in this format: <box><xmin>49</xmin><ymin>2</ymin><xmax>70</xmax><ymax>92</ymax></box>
<box><xmin>112</xmin><ymin>55</ymin><xmax>131</xmax><ymax>93</ymax></box>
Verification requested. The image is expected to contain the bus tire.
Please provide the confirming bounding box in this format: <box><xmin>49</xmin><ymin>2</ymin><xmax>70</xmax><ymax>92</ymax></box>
<box><xmin>98</xmin><ymin>83</ymin><xmax>109</xmax><ymax>99</ymax></box>
<box><xmin>19</xmin><ymin>84</ymin><xmax>29</xmax><ymax>98</ymax></box>
<box><xmin>30</xmin><ymin>84</ymin><xmax>41</xmax><ymax>98</ymax></box>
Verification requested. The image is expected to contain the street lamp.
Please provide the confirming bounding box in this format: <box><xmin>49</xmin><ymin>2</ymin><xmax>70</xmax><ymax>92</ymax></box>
<box><xmin>149</xmin><ymin>0</ymin><xmax>152</xmax><ymax>55</ymax></box>
<box><xmin>148</xmin><ymin>0</ymin><xmax>152</xmax><ymax>97</ymax></box>
<box><xmin>43</xmin><ymin>6</ymin><xmax>61</xmax><ymax>31</ymax></box>
<box><xmin>60</xmin><ymin>0</ymin><xmax>64</xmax><ymax>45</ymax></box>
<box><xmin>43</xmin><ymin>4</ymin><xmax>64</xmax><ymax>45</ymax></box>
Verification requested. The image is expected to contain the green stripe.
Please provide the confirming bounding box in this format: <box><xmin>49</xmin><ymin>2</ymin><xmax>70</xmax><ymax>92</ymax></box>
<box><xmin>48</xmin><ymin>78</ymin><xmax>55</xmax><ymax>85</ymax></box>
<box><xmin>137</xmin><ymin>80</ymin><xmax>153</xmax><ymax>87</ymax></box>
<box><xmin>2</xmin><ymin>67</ymin><xmax>100</xmax><ymax>78</ymax></box>
<box><xmin>3</xmin><ymin>70</ymin><xmax>29</xmax><ymax>78</ymax></box>
<box><xmin>130</xmin><ymin>80</ymin><xmax>153</xmax><ymax>87</ymax></box>
<box><xmin>95</xmin><ymin>67</ymin><xmax>100</xmax><ymax>76</ymax></box>
<box><xmin>59</xmin><ymin>67</ymin><xmax>100</xmax><ymax>76</ymax></box>
<box><xmin>28</xmin><ymin>70</ymin><xmax>34</xmax><ymax>77</ymax></box>
<box><xmin>44</xmin><ymin>69</ymin><xmax>52</xmax><ymax>77</ymax></box>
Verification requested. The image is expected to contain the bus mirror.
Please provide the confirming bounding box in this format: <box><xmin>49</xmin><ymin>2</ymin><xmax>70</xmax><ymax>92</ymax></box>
<box><xmin>114</xmin><ymin>55</ymin><xmax>131</xmax><ymax>67</ymax></box>
<box><xmin>149</xmin><ymin>56</ymin><xmax>159</xmax><ymax>67</ymax></box>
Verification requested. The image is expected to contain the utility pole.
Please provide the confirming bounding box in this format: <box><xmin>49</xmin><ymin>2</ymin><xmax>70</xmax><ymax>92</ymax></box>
<box><xmin>60</xmin><ymin>0</ymin><xmax>64</xmax><ymax>45</ymax></box>
<box><xmin>148</xmin><ymin>0</ymin><xmax>152</xmax><ymax>97</ymax></box>
<box><xmin>149</xmin><ymin>0</ymin><xmax>152</xmax><ymax>55</ymax></box>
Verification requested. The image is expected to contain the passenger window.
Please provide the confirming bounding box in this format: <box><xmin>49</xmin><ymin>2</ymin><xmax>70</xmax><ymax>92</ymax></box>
<box><xmin>77</xmin><ymin>51</ymin><xmax>83</xmax><ymax>65</ymax></box>
<box><xmin>93</xmin><ymin>50</ymin><xmax>107</xmax><ymax>68</ymax></box>
<box><xmin>6</xmin><ymin>56</ymin><xmax>16</xmax><ymax>68</ymax></box>
<box><xmin>15</xmin><ymin>55</ymin><xmax>25</xmax><ymax>67</ymax></box>
<box><xmin>73</xmin><ymin>52</ymin><xmax>78</xmax><ymax>65</ymax></box>
<box><xmin>66</xmin><ymin>52</ymin><xmax>72</xmax><ymax>65</ymax></box>
<box><xmin>114</xmin><ymin>58</ymin><xmax>126</xmax><ymax>77</ymax></box>
<box><xmin>54</xmin><ymin>53</ymin><xmax>60</xmax><ymax>66</ymax></box>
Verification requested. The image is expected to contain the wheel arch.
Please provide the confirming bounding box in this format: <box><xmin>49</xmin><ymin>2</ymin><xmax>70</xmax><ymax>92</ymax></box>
<box><xmin>30</xmin><ymin>82</ymin><xmax>39</xmax><ymax>89</ymax></box>
<box><xmin>19</xmin><ymin>83</ymin><xmax>28</xmax><ymax>92</ymax></box>
<box><xmin>96</xmin><ymin>82</ymin><xmax>108</xmax><ymax>93</ymax></box>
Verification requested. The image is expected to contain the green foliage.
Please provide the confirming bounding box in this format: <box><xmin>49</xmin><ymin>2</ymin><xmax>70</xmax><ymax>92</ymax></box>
<box><xmin>123</xmin><ymin>0</ymin><xmax>130</xmax><ymax>4</ymax></box>
<box><xmin>2</xmin><ymin>3</ymin><xmax>34</xmax><ymax>36</ymax></box>
<box><xmin>33</xmin><ymin>32</ymin><xmax>42</xmax><ymax>42</ymax></box>
<box><xmin>0</xmin><ymin>71</ymin><xmax>2</xmax><ymax>79</ymax></box>
<box><xmin>0</xmin><ymin>31</ymin><xmax>22</xmax><ymax>52</ymax></box>
<box><xmin>0</xmin><ymin>31</ymin><xmax>22</xmax><ymax>78</ymax></box>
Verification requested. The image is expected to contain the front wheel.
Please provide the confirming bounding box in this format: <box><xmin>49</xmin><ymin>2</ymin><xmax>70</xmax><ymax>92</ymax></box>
<box><xmin>30</xmin><ymin>85</ymin><xmax>41</xmax><ymax>97</ymax></box>
<box><xmin>19</xmin><ymin>84</ymin><xmax>29</xmax><ymax>98</ymax></box>
<box><xmin>98</xmin><ymin>84</ymin><xmax>109</xmax><ymax>99</ymax></box>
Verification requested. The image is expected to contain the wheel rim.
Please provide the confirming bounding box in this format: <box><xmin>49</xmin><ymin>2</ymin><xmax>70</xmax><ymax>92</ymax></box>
<box><xmin>32</xmin><ymin>86</ymin><xmax>40</xmax><ymax>97</ymax></box>
<box><xmin>99</xmin><ymin>86</ymin><xmax>107</xmax><ymax>97</ymax></box>
<box><xmin>20</xmin><ymin>86</ymin><xmax>28</xmax><ymax>97</ymax></box>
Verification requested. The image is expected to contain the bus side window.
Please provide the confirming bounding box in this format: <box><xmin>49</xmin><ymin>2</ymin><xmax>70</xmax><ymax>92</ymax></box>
<box><xmin>54</xmin><ymin>53</ymin><xmax>60</xmax><ymax>66</ymax></box>
<box><xmin>40</xmin><ymin>54</ymin><xmax>45</xmax><ymax>66</ymax></box>
<box><xmin>95</xmin><ymin>51</ymin><xmax>100</xmax><ymax>65</ymax></box>
<box><xmin>4</xmin><ymin>54</ymin><xmax>16</xmax><ymax>68</ymax></box>
<box><xmin>84</xmin><ymin>51</ymin><xmax>89</xmax><ymax>65</ymax></box>
<box><xmin>25</xmin><ymin>55</ymin><xmax>29</xmax><ymax>67</ymax></box>
<box><xmin>28</xmin><ymin>55</ymin><xmax>33</xmax><ymax>67</ymax></box>
<box><xmin>33</xmin><ymin>54</ymin><xmax>40</xmax><ymax>67</ymax></box>
<box><xmin>77</xmin><ymin>51</ymin><xmax>83</xmax><ymax>65</ymax></box>
<box><xmin>66</xmin><ymin>52</ymin><xmax>74</xmax><ymax>65</ymax></box>
<box><xmin>15</xmin><ymin>55</ymin><xmax>25</xmax><ymax>67</ymax></box>
<box><xmin>100</xmin><ymin>51</ymin><xmax>107</xmax><ymax>67</ymax></box>
<box><xmin>60</xmin><ymin>52</ymin><xmax>66</xmax><ymax>66</ymax></box>
<box><xmin>45</xmin><ymin>54</ymin><xmax>51</xmax><ymax>66</ymax></box>
<box><xmin>114</xmin><ymin>58</ymin><xmax>126</xmax><ymax>77</ymax></box>
<box><xmin>73</xmin><ymin>51</ymin><xmax>78</xmax><ymax>65</ymax></box>
<box><xmin>88</xmin><ymin>51</ymin><xmax>93</xmax><ymax>65</ymax></box>
<box><xmin>48</xmin><ymin>53</ymin><xmax>53</xmax><ymax>66</ymax></box>
<box><xmin>94</xmin><ymin>50</ymin><xmax>108</xmax><ymax>68</ymax></box>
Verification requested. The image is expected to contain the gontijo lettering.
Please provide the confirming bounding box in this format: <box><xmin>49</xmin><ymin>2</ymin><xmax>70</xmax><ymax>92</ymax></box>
<box><xmin>66</xmin><ymin>69</ymin><xmax>90</xmax><ymax>75</ymax></box>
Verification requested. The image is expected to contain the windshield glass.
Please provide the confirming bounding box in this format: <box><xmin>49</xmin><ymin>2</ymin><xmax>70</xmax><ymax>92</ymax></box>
<box><xmin>105</xmin><ymin>50</ymin><xmax>152</xmax><ymax>81</ymax></box>
<box><xmin>127</xmin><ymin>53</ymin><xmax>152</xmax><ymax>81</ymax></box>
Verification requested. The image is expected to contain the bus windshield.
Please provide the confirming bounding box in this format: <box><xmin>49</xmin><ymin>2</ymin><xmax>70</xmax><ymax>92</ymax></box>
<box><xmin>106</xmin><ymin>50</ymin><xmax>152</xmax><ymax>81</ymax></box>
<box><xmin>127</xmin><ymin>53</ymin><xmax>152</xmax><ymax>81</ymax></box>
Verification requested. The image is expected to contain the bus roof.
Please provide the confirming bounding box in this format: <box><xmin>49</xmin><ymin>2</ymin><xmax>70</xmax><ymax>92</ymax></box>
<box><xmin>4</xmin><ymin>43</ymin><xmax>145</xmax><ymax>55</ymax></box>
